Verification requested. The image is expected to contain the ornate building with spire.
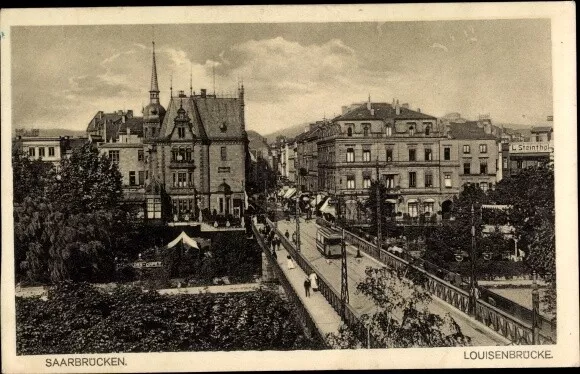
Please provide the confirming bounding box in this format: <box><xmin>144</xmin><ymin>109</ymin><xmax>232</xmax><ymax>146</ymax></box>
<box><xmin>87</xmin><ymin>42</ymin><xmax>248</xmax><ymax>224</ymax></box>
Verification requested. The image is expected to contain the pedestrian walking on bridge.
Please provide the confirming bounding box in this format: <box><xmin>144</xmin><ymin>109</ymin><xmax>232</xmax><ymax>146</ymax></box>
<box><xmin>304</xmin><ymin>277</ymin><xmax>311</xmax><ymax>297</ymax></box>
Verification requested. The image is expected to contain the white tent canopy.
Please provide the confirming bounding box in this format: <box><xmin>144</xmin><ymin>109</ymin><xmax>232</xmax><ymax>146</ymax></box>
<box><xmin>167</xmin><ymin>231</ymin><xmax>200</xmax><ymax>249</ymax></box>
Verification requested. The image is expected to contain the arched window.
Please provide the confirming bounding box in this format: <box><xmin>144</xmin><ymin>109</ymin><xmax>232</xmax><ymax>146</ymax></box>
<box><xmin>409</xmin><ymin>126</ymin><xmax>415</xmax><ymax>136</ymax></box>
<box><xmin>363</xmin><ymin>125</ymin><xmax>370</xmax><ymax>137</ymax></box>
<box><xmin>185</xmin><ymin>148</ymin><xmax>192</xmax><ymax>162</ymax></box>
<box><xmin>347</xmin><ymin>126</ymin><xmax>353</xmax><ymax>137</ymax></box>
<box><xmin>425</xmin><ymin>126</ymin><xmax>430</xmax><ymax>136</ymax></box>
<box><xmin>385</xmin><ymin>125</ymin><xmax>392</xmax><ymax>137</ymax></box>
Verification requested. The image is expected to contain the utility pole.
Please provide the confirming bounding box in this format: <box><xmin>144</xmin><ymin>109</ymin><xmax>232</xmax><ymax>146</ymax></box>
<box><xmin>531</xmin><ymin>270</ymin><xmax>540</xmax><ymax>344</ymax></box>
<box><xmin>295</xmin><ymin>197</ymin><xmax>301</xmax><ymax>251</ymax></box>
<box><xmin>375</xmin><ymin>158</ymin><xmax>382</xmax><ymax>252</ymax></box>
<box><xmin>469</xmin><ymin>204</ymin><xmax>477</xmax><ymax>316</ymax></box>
<box><xmin>340</xmin><ymin>200</ymin><xmax>349</xmax><ymax>318</ymax></box>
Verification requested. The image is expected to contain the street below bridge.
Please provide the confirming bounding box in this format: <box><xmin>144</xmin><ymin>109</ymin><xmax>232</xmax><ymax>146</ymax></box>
<box><xmin>275</xmin><ymin>217</ymin><xmax>511</xmax><ymax>346</ymax></box>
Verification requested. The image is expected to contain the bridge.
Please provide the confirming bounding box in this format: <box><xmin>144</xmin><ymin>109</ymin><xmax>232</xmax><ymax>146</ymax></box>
<box><xmin>252</xmin><ymin>216</ymin><xmax>555</xmax><ymax>348</ymax></box>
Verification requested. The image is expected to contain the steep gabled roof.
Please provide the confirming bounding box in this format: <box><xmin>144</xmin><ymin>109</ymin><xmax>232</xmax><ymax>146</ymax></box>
<box><xmin>448</xmin><ymin>122</ymin><xmax>497</xmax><ymax>140</ymax></box>
<box><xmin>334</xmin><ymin>102</ymin><xmax>437</xmax><ymax>121</ymax></box>
<box><xmin>194</xmin><ymin>97</ymin><xmax>243</xmax><ymax>139</ymax></box>
<box><xmin>118</xmin><ymin>117</ymin><xmax>144</xmax><ymax>136</ymax></box>
<box><xmin>159</xmin><ymin>97</ymin><xmax>207</xmax><ymax>140</ymax></box>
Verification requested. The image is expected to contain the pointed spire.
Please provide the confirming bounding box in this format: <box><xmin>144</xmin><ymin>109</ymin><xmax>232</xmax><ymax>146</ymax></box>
<box><xmin>170</xmin><ymin>74</ymin><xmax>173</xmax><ymax>97</ymax></box>
<box><xmin>150</xmin><ymin>41</ymin><xmax>159</xmax><ymax>93</ymax></box>
<box><xmin>189</xmin><ymin>63</ymin><xmax>193</xmax><ymax>96</ymax></box>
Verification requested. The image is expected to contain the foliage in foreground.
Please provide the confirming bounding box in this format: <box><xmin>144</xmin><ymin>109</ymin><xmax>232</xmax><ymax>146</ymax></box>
<box><xmin>326</xmin><ymin>267</ymin><xmax>472</xmax><ymax>349</ymax></box>
<box><xmin>16</xmin><ymin>282</ymin><xmax>323</xmax><ymax>354</ymax></box>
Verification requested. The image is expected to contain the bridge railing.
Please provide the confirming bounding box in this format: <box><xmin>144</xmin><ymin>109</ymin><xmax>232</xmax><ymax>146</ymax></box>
<box><xmin>251</xmin><ymin>222</ymin><xmax>328</xmax><ymax>348</ymax></box>
<box><xmin>264</xmin><ymin>218</ymin><xmax>381</xmax><ymax>348</ymax></box>
<box><xmin>315</xmin><ymin>217</ymin><xmax>556</xmax><ymax>345</ymax></box>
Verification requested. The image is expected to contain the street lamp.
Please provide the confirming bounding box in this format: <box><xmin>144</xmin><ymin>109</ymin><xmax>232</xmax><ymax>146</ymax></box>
<box><xmin>469</xmin><ymin>204</ymin><xmax>477</xmax><ymax>315</ymax></box>
<box><xmin>295</xmin><ymin>196</ymin><xmax>301</xmax><ymax>252</ymax></box>
<box><xmin>531</xmin><ymin>270</ymin><xmax>540</xmax><ymax>344</ymax></box>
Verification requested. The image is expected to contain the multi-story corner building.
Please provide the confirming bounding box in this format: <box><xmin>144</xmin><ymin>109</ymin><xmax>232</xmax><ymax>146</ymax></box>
<box><xmin>286</xmin><ymin>139</ymin><xmax>297</xmax><ymax>184</ymax></box>
<box><xmin>501</xmin><ymin>126</ymin><xmax>553</xmax><ymax>178</ymax></box>
<box><xmin>316</xmin><ymin>99</ymin><xmax>501</xmax><ymax>222</ymax></box>
<box><xmin>86</xmin><ymin>42</ymin><xmax>248</xmax><ymax>223</ymax></box>
<box><xmin>447</xmin><ymin>121</ymin><xmax>499</xmax><ymax>193</ymax></box>
<box><xmin>318</xmin><ymin>99</ymin><xmax>453</xmax><ymax>222</ymax></box>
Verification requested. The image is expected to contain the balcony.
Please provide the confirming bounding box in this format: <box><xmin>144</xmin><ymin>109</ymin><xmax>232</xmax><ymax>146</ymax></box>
<box><xmin>169</xmin><ymin>160</ymin><xmax>196</xmax><ymax>169</ymax></box>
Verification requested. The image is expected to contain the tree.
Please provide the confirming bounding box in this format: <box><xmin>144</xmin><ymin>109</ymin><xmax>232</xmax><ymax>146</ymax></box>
<box><xmin>492</xmin><ymin>163</ymin><xmax>555</xmax><ymax>311</ymax></box>
<box><xmin>12</xmin><ymin>147</ymin><xmax>54</xmax><ymax>204</ymax></box>
<box><xmin>47</xmin><ymin>142</ymin><xmax>123</xmax><ymax>215</ymax></box>
<box><xmin>326</xmin><ymin>267</ymin><xmax>471</xmax><ymax>348</ymax></box>
<box><xmin>364</xmin><ymin>181</ymin><xmax>397</xmax><ymax>238</ymax></box>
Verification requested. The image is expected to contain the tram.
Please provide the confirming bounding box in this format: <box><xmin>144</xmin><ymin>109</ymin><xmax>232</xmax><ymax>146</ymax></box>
<box><xmin>315</xmin><ymin>227</ymin><xmax>342</xmax><ymax>258</ymax></box>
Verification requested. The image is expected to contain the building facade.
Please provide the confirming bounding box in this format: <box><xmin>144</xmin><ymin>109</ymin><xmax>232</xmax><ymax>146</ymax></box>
<box><xmin>501</xmin><ymin>126</ymin><xmax>553</xmax><ymax>178</ymax></box>
<box><xmin>87</xmin><ymin>42</ymin><xmax>248</xmax><ymax>223</ymax></box>
<box><xmin>316</xmin><ymin>100</ymin><xmax>501</xmax><ymax>222</ymax></box>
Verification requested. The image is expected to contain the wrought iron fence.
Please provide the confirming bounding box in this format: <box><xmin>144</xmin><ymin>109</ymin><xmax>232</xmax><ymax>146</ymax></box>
<box><xmin>264</xmin><ymin>218</ymin><xmax>382</xmax><ymax>348</ymax></box>
<box><xmin>315</xmin><ymin>216</ymin><xmax>556</xmax><ymax>345</ymax></box>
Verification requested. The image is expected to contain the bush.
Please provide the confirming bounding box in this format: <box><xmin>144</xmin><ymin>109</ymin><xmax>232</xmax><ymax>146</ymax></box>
<box><xmin>16</xmin><ymin>282</ymin><xmax>324</xmax><ymax>354</ymax></box>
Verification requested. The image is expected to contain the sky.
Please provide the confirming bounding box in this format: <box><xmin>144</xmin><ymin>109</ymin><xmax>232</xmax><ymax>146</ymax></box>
<box><xmin>11</xmin><ymin>20</ymin><xmax>553</xmax><ymax>135</ymax></box>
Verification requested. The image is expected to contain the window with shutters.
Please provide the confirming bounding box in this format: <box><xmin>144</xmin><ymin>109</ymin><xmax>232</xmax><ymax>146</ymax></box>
<box><xmin>346</xmin><ymin>175</ymin><xmax>355</xmax><ymax>189</ymax></box>
<box><xmin>409</xmin><ymin>172</ymin><xmax>416</xmax><ymax>187</ymax></box>
<box><xmin>363</xmin><ymin>149</ymin><xmax>371</xmax><ymax>162</ymax></box>
<box><xmin>346</xmin><ymin>148</ymin><xmax>355</xmax><ymax>162</ymax></box>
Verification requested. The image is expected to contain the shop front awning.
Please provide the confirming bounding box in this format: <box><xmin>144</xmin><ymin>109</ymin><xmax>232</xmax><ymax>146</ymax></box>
<box><xmin>320</xmin><ymin>199</ymin><xmax>337</xmax><ymax>217</ymax></box>
<box><xmin>385</xmin><ymin>199</ymin><xmax>397</xmax><ymax>204</ymax></box>
<box><xmin>423</xmin><ymin>198</ymin><xmax>435</xmax><ymax>203</ymax></box>
<box><xmin>407</xmin><ymin>199</ymin><xmax>418</xmax><ymax>203</ymax></box>
<box><xmin>283</xmin><ymin>188</ymin><xmax>297</xmax><ymax>199</ymax></box>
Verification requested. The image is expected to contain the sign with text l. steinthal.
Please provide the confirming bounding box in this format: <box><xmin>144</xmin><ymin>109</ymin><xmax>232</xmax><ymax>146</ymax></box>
<box><xmin>509</xmin><ymin>142</ymin><xmax>553</xmax><ymax>154</ymax></box>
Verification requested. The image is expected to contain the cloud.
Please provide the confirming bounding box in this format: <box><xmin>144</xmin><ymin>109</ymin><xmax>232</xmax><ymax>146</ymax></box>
<box><xmin>450</xmin><ymin>34</ymin><xmax>456</xmax><ymax>42</ymax></box>
<box><xmin>134</xmin><ymin>43</ymin><xmax>147</xmax><ymax>50</ymax></box>
<box><xmin>430</xmin><ymin>43</ymin><xmax>449</xmax><ymax>52</ymax></box>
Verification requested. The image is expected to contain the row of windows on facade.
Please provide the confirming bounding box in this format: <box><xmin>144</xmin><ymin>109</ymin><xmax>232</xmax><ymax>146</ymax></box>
<box><xmin>338</xmin><ymin>144</ymin><xmax>488</xmax><ymax>163</ymax></box>
<box><xmin>27</xmin><ymin>147</ymin><xmax>56</xmax><ymax>157</ymax></box>
<box><xmin>107</xmin><ymin>147</ymin><xmax>228</xmax><ymax>164</ymax></box>
<box><xmin>339</xmin><ymin>173</ymin><xmax>490</xmax><ymax>192</ymax></box>
<box><xmin>343</xmin><ymin>123</ymin><xmax>432</xmax><ymax>137</ymax></box>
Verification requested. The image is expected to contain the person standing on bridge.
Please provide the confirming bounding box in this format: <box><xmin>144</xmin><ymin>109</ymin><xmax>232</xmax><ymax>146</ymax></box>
<box><xmin>309</xmin><ymin>272</ymin><xmax>318</xmax><ymax>292</ymax></box>
<box><xmin>303</xmin><ymin>277</ymin><xmax>311</xmax><ymax>297</ymax></box>
<box><xmin>284</xmin><ymin>230</ymin><xmax>290</xmax><ymax>240</ymax></box>
<box><xmin>287</xmin><ymin>255</ymin><xmax>295</xmax><ymax>270</ymax></box>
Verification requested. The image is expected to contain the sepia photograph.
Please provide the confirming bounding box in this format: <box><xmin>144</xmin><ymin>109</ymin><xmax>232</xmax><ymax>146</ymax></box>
<box><xmin>1</xmin><ymin>3</ymin><xmax>577</xmax><ymax>372</ymax></box>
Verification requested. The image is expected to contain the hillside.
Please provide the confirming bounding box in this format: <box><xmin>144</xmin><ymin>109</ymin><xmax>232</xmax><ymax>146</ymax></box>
<box><xmin>247</xmin><ymin>130</ymin><xmax>269</xmax><ymax>150</ymax></box>
<box><xmin>262</xmin><ymin>123</ymin><xmax>310</xmax><ymax>143</ymax></box>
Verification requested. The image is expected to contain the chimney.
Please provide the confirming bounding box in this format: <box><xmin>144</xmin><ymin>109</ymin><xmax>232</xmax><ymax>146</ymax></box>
<box><xmin>118</xmin><ymin>110</ymin><xmax>123</xmax><ymax>115</ymax></box>
<box><xmin>127</xmin><ymin>127</ymin><xmax>131</xmax><ymax>136</ymax></box>
<box><xmin>402</xmin><ymin>103</ymin><xmax>410</xmax><ymax>109</ymax></box>
<box><xmin>417</xmin><ymin>108</ymin><xmax>421</xmax><ymax>113</ymax></box>
<box><xmin>127</xmin><ymin>110</ymin><xmax>133</xmax><ymax>118</ymax></box>
<box><xmin>341</xmin><ymin>106</ymin><xmax>348</xmax><ymax>114</ymax></box>
<box><xmin>309</xmin><ymin>123</ymin><xmax>317</xmax><ymax>132</ymax></box>
<box><xmin>200</xmin><ymin>88</ymin><xmax>207</xmax><ymax>98</ymax></box>
<box><xmin>395</xmin><ymin>100</ymin><xmax>400</xmax><ymax>115</ymax></box>
<box><xmin>122</xmin><ymin>115</ymin><xmax>126</xmax><ymax>123</ymax></box>
<box><xmin>484</xmin><ymin>122</ymin><xmax>492</xmax><ymax>135</ymax></box>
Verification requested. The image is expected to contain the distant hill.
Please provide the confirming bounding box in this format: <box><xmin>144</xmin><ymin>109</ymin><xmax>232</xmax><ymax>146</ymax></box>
<box><xmin>247</xmin><ymin>130</ymin><xmax>269</xmax><ymax>150</ymax></box>
<box><xmin>262</xmin><ymin>123</ymin><xmax>310</xmax><ymax>143</ymax></box>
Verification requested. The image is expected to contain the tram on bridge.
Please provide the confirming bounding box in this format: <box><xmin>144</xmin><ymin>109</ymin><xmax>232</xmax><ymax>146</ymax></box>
<box><xmin>315</xmin><ymin>227</ymin><xmax>342</xmax><ymax>258</ymax></box>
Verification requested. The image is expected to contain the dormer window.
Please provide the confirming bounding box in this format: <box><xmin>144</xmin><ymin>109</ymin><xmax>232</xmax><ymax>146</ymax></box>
<box><xmin>220</xmin><ymin>121</ymin><xmax>228</xmax><ymax>132</ymax></box>
<box><xmin>425</xmin><ymin>126</ymin><xmax>430</xmax><ymax>136</ymax></box>
<box><xmin>409</xmin><ymin>125</ymin><xmax>415</xmax><ymax>136</ymax></box>
<box><xmin>178</xmin><ymin>127</ymin><xmax>185</xmax><ymax>139</ymax></box>
<box><xmin>347</xmin><ymin>126</ymin><xmax>353</xmax><ymax>137</ymax></box>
